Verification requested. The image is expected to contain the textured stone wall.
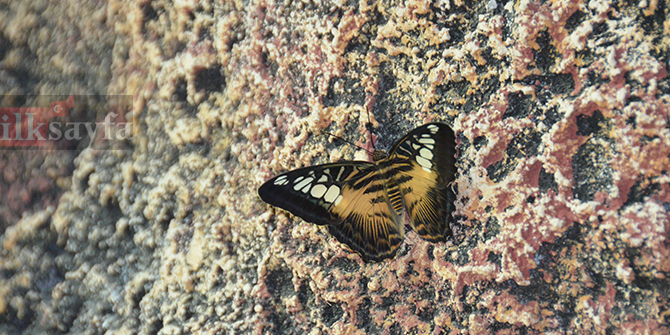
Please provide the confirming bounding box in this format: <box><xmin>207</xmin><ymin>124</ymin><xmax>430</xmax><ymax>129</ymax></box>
<box><xmin>0</xmin><ymin>0</ymin><xmax>668</xmax><ymax>334</ymax></box>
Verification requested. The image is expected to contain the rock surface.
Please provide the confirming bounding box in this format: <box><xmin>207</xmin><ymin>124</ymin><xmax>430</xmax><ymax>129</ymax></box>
<box><xmin>0</xmin><ymin>0</ymin><xmax>669</xmax><ymax>334</ymax></box>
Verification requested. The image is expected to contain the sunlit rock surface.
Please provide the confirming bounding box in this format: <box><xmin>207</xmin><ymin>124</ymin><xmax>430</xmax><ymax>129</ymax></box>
<box><xmin>1</xmin><ymin>0</ymin><xmax>668</xmax><ymax>333</ymax></box>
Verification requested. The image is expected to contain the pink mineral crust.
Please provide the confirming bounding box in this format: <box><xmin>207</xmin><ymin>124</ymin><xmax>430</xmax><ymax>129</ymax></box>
<box><xmin>248</xmin><ymin>0</ymin><xmax>670</xmax><ymax>333</ymax></box>
<box><xmin>1</xmin><ymin>0</ymin><xmax>670</xmax><ymax>334</ymax></box>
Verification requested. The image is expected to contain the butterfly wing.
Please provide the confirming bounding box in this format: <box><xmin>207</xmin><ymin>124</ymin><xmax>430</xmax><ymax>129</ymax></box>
<box><xmin>388</xmin><ymin>123</ymin><xmax>458</xmax><ymax>242</ymax></box>
<box><xmin>258</xmin><ymin>162</ymin><xmax>404</xmax><ymax>261</ymax></box>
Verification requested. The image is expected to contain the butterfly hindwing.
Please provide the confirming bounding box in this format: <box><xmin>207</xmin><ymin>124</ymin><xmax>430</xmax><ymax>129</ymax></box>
<box><xmin>258</xmin><ymin>162</ymin><xmax>404</xmax><ymax>261</ymax></box>
<box><xmin>388</xmin><ymin>123</ymin><xmax>457</xmax><ymax>242</ymax></box>
<box><xmin>326</xmin><ymin>165</ymin><xmax>404</xmax><ymax>261</ymax></box>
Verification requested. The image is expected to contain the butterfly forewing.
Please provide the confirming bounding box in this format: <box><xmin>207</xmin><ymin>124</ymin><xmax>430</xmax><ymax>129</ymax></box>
<box><xmin>258</xmin><ymin>162</ymin><xmax>404</xmax><ymax>261</ymax></box>
<box><xmin>258</xmin><ymin>162</ymin><xmax>372</xmax><ymax>225</ymax></box>
<box><xmin>388</xmin><ymin>123</ymin><xmax>457</xmax><ymax>242</ymax></box>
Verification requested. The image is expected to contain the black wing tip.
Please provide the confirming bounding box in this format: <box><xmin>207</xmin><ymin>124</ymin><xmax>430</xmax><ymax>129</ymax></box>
<box><xmin>258</xmin><ymin>177</ymin><xmax>334</xmax><ymax>226</ymax></box>
<box><xmin>420</xmin><ymin>122</ymin><xmax>452</xmax><ymax>130</ymax></box>
<box><xmin>258</xmin><ymin>178</ymin><xmax>277</xmax><ymax>203</ymax></box>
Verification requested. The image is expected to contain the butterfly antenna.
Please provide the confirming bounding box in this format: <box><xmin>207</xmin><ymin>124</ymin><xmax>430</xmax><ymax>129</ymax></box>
<box><xmin>321</xmin><ymin>130</ymin><xmax>373</xmax><ymax>154</ymax></box>
<box><xmin>365</xmin><ymin>121</ymin><xmax>374</xmax><ymax>132</ymax></box>
<box><xmin>364</xmin><ymin>106</ymin><xmax>377</xmax><ymax>130</ymax></box>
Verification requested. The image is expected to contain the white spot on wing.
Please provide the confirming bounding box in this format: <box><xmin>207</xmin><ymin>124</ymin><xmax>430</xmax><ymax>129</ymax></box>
<box><xmin>274</xmin><ymin>175</ymin><xmax>289</xmax><ymax>186</ymax></box>
<box><xmin>418</xmin><ymin>137</ymin><xmax>435</xmax><ymax>145</ymax></box>
<box><xmin>427</xmin><ymin>124</ymin><xmax>439</xmax><ymax>133</ymax></box>
<box><xmin>293</xmin><ymin>177</ymin><xmax>313</xmax><ymax>192</ymax></box>
<box><xmin>311</xmin><ymin>184</ymin><xmax>328</xmax><ymax>198</ymax></box>
<box><xmin>323</xmin><ymin>185</ymin><xmax>341</xmax><ymax>203</ymax></box>
<box><xmin>318</xmin><ymin>175</ymin><xmax>328</xmax><ymax>183</ymax></box>
<box><xmin>334</xmin><ymin>195</ymin><xmax>343</xmax><ymax>206</ymax></box>
<box><xmin>416</xmin><ymin>156</ymin><xmax>433</xmax><ymax>172</ymax></box>
<box><xmin>420</xmin><ymin>148</ymin><xmax>434</xmax><ymax>160</ymax></box>
<box><xmin>335</xmin><ymin>167</ymin><xmax>344</xmax><ymax>181</ymax></box>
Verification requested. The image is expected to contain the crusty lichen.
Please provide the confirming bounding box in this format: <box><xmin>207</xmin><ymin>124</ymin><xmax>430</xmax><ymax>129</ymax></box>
<box><xmin>0</xmin><ymin>0</ymin><xmax>669</xmax><ymax>334</ymax></box>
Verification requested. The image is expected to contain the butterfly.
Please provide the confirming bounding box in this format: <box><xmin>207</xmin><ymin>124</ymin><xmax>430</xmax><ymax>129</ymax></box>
<box><xmin>258</xmin><ymin>123</ymin><xmax>457</xmax><ymax>261</ymax></box>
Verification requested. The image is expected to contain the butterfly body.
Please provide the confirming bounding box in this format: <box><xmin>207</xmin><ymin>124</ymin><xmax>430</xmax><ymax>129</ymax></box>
<box><xmin>258</xmin><ymin>123</ymin><xmax>457</xmax><ymax>261</ymax></box>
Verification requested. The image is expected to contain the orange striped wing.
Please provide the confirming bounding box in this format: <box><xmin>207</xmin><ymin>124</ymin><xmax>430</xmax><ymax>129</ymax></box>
<box><xmin>258</xmin><ymin>123</ymin><xmax>457</xmax><ymax>261</ymax></box>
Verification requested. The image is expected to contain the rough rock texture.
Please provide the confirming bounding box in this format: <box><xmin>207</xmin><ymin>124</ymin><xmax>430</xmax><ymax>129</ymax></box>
<box><xmin>1</xmin><ymin>0</ymin><xmax>669</xmax><ymax>334</ymax></box>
